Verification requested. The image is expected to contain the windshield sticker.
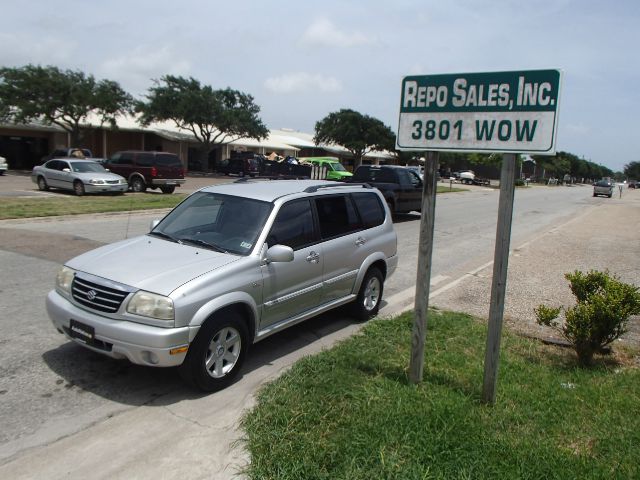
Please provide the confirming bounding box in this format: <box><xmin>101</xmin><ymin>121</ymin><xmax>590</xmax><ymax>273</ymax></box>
<box><xmin>241</xmin><ymin>242</ymin><xmax>253</xmax><ymax>249</ymax></box>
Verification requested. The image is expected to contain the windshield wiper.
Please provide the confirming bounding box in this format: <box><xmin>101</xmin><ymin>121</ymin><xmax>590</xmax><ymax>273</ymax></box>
<box><xmin>179</xmin><ymin>238</ymin><xmax>228</xmax><ymax>253</ymax></box>
<box><xmin>148</xmin><ymin>231</ymin><xmax>180</xmax><ymax>243</ymax></box>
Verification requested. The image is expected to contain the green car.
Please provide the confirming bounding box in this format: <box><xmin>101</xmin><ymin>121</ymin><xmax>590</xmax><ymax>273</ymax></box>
<box><xmin>301</xmin><ymin>157</ymin><xmax>353</xmax><ymax>181</ymax></box>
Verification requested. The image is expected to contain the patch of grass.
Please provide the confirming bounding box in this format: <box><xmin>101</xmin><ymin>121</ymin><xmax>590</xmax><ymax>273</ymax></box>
<box><xmin>0</xmin><ymin>193</ymin><xmax>186</xmax><ymax>220</ymax></box>
<box><xmin>242</xmin><ymin>311</ymin><xmax>640</xmax><ymax>479</ymax></box>
<box><xmin>437</xmin><ymin>186</ymin><xmax>466</xmax><ymax>193</ymax></box>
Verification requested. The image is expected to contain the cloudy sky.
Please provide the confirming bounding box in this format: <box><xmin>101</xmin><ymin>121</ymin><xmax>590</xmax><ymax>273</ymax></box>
<box><xmin>1</xmin><ymin>0</ymin><xmax>638</xmax><ymax>171</ymax></box>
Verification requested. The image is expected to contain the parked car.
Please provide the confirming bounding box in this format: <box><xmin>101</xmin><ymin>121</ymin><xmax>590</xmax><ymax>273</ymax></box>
<box><xmin>31</xmin><ymin>159</ymin><xmax>128</xmax><ymax>196</ymax></box>
<box><xmin>627</xmin><ymin>180</ymin><xmax>637</xmax><ymax>189</ymax></box>
<box><xmin>217</xmin><ymin>153</ymin><xmax>262</xmax><ymax>177</ymax></box>
<box><xmin>45</xmin><ymin>180</ymin><xmax>398</xmax><ymax>391</ymax></box>
<box><xmin>299</xmin><ymin>157</ymin><xmax>353</xmax><ymax>181</ymax></box>
<box><xmin>105</xmin><ymin>151</ymin><xmax>185</xmax><ymax>193</ymax></box>
<box><xmin>593</xmin><ymin>180</ymin><xmax>613</xmax><ymax>198</ymax></box>
<box><xmin>351</xmin><ymin>165</ymin><xmax>423</xmax><ymax>214</ymax></box>
<box><xmin>0</xmin><ymin>155</ymin><xmax>7</xmax><ymax>175</ymax></box>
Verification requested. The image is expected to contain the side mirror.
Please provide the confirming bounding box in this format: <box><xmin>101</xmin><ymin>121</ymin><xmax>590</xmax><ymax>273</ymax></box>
<box><xmin>265</xmin><ymin>244</ymin><xmax>294</xmax><ymax>264</ymax></box>
<box><xmin>150</xmin><ymin>219</ymin><xmax>160</xmax><ymax>231</ymax></box>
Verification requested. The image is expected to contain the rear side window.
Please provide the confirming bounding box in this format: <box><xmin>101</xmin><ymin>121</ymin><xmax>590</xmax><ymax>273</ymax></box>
<box><xmin>156</xmin><ymin>154</ymin><xmax>182</xmax><ymax>167</ymax></box>
<box><xmin>267</xmin><ymin>200</ymin><xmax>316</xmax><ymax>250</ymax></box>
<box><xmin>314</xmin><ymin>195</ymin><xmax>361</xmax><ymax>239</ymax></box>
<box><xmin>352</xmin><ymin>192</ymin><xmax>385</xmax><ymax>229</ymax></box>
<box><xmin>136</xmin><ymin>153</ymin><xmax>154</xmax><ymax>167</ymax></box>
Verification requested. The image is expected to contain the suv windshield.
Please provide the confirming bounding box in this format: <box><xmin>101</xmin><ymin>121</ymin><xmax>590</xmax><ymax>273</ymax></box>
<box><xmin>152</xmin><ymin>192</ymin><xmax>272</xmax><ymax>255</ymax></box>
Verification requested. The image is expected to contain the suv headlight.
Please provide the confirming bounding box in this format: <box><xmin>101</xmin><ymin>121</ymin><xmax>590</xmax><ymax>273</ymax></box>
<box><xmin>127</xmin><ymin>291</ymin><xmax>174</xmax><ymax>321</ymax></box>
<box><xmin>56</xmin><ymin>266</ymin><xmax>75</xmax><ymax>295</ymax></box>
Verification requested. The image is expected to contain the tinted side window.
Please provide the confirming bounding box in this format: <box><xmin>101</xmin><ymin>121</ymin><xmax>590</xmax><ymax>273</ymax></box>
<box><xmin>314</xmin><ymin>195</ymin><xmax>361</xmax><ymax>239</ymax></box>
<box><xmin>156</xmin><ymin>154</ymin><xmax>182</xmax><ymax>167</ymax></box>
<box><xmin>136</xmin><ymin>153</ymin><xmax>154</xmax><ymax>167</ymax></box>
<box><xmin>111</xmin><ymin>152</ymin><xmax>134</xmax><ymax>165</ymax></box>
<box><xmin>352</xmin><ymin>192</ymin><xmax>385</xmax><ymax>228</ymax></box>
<box><xmin>267</xmin><ymin>200</ymin><xmax>316</xmax><ymax>250</ymax></box>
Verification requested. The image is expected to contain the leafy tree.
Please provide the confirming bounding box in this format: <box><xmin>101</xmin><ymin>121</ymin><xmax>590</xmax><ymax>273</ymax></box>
<box><xmin>314</xmin><ymin>109</ymin><xmax>396</xmax><ymax>169</ymax></box>
<box><xmin>138</xmin><ymin>75</ymin><xmax>268</xmax><ymax>155</ymax></box>
<box><xmin>624</xmin><ymin>161</ymin><xmax>640</xmax><ymax>180</ymax></box>
<box><xmin>0</xmin><ymin>64</ymin><xmax>133</xmax><ymax>145</ymax></box>
<box><xmin>535</xmin><ymin>270</ymin><xmax>640</xmax><ymax>366</ymax></box>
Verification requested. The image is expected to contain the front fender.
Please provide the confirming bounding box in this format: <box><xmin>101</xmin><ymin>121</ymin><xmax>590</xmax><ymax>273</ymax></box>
<box><xmin>187</xmin><ymin>291</ymin><xmax>259</xmax><ymax>342</ymax></box>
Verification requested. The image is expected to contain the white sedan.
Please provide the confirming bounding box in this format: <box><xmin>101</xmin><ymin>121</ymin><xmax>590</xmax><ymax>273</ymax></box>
<box><xmin>32</xmin><ymin>158</ymin><xmax>128</xmax><ymax>196</ymax></box>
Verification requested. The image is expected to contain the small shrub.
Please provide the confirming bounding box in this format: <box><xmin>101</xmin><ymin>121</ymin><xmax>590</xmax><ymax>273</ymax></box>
<box><xmin>515</xmin><ymin>178</ymin><xmax>526</xmax><ymax>187</ymax></box>
<box><xmin>535</xmin><ymin>270</ymin><xmax>640</xmax><ymax>366</ymax></box>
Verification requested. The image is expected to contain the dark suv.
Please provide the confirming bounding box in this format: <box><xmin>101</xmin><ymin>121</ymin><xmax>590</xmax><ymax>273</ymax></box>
<box><xmin>105</xmin><ymin>151</ymin><xmax>185</xmax><ymax>193</ymax></box>
<box><xmin>217</xmin><ymin>153</ymin><xmax>263</xmax><ymax>177</ymax></box>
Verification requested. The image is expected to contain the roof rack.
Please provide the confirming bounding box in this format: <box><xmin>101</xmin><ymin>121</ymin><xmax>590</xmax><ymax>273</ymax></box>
<box><xmin>303</xmin><ymin>183</ymin><xmax>372</xmax><ymax>193</ymax></box>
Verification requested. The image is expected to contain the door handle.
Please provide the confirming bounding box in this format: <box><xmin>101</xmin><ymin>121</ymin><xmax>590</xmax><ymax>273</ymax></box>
<box><xmin>306</xmin><ymin>251</ymin><xmax>320</xmax><ymax>263</ymax></box>
<box><xmin>355</xmin><ymin>237</ymin><xmax>366</xmax><ymax>246</ymax></box>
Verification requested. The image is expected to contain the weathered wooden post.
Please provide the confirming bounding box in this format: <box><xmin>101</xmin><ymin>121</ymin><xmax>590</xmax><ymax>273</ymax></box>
<box><xmin>409</xmin><ymin>151</ymin><xmax>439</xmax><ymax>383</ymax></box>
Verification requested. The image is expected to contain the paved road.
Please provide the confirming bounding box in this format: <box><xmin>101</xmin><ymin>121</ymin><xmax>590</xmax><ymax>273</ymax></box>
<box><xmin>0</xmin><ymin>182</ymin><xmax>631</xmax><ymax>479</ymax></box>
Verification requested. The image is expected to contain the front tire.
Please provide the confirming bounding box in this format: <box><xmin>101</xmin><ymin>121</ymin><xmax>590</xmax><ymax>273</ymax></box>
<box><xmin>179</xmin><ymin>311</ymin><xmax>249</xmax><ymax>392</ymax></box>
<box><xmin>73</xmin><ymin>180</ymin><xmax>85</xmax><ymax>196</ymax></box>
<box><xmin>351</xmin><ymin>267</ymin><xmax>384</xmax><ymax>321</ymax></box>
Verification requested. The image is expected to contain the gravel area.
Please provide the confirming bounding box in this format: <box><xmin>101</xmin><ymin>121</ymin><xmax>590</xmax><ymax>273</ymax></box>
<box><xmin>431</xmin><ymin>188</ymin><xmax>640</xmax><ymax>352</ymax></box>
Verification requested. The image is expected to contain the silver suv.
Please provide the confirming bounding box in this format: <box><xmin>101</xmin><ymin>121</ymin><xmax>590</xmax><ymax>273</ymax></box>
<box><xmin>46</xmin><ymin>180</ymin><xmax>398</xmax><ymax>391</ymax></box>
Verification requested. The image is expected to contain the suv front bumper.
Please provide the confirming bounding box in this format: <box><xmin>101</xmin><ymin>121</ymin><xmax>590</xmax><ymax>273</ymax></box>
<box><xmin>46</xmin><ymin>290</ymin><xmax>195</xmax><ymax>367</ymax></box>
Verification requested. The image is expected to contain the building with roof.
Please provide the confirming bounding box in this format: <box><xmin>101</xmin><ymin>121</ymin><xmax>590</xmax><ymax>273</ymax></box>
<box><xmin>0</xmin><ymin>116</ymin><xmax>396</xmax><ymax>172</ymax></box>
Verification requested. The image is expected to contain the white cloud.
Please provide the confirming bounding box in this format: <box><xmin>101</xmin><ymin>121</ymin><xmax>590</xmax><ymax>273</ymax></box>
<box><xmin>264</xmin><ymin>72</ymin><xmax>342</xmax><ymax>94</ymax></box>
<box><xmin>301</xmin><ymin>18</ymin><xmax>374</xmax><ymax>48</ymax></box>
<box><xmin>0</xmin><ymin>33</ymin><xmax>73</xmax><ymax>66</ymax></box>
<box><xmin>99</xmin><ymin>45</ymin><xmax>191</xmax><ymax>96</ymax></box>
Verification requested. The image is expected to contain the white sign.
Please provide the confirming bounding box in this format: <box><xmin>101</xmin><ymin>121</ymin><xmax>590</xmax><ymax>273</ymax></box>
<box><xmin>397</xmin><ymin>70</ymin><xmax>562</xmax><ymax>154</ymax></box>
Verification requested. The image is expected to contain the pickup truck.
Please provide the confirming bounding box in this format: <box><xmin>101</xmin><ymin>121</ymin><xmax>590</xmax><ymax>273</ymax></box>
<box><xmin>456</xmin><ymin>170</ymin><xmax>491</xmax><ymax>186</ymax></box>
<box><xmin>351</xmin><ymin>165</ymin><xmax>422</xmax><ymax>214</ymax></box>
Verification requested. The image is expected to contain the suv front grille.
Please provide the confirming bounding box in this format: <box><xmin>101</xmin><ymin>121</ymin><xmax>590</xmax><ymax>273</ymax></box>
<box><xmin>72</xmin><ymin>276</ymin><xmax>129</xmax><ymax>313</ymax></box>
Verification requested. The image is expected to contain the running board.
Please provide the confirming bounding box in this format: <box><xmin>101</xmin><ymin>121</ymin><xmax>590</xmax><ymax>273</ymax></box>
<box><xmin>254</xmin><ymin>294</ymin><xmax>356</xmax><ymax>343</ymax></box>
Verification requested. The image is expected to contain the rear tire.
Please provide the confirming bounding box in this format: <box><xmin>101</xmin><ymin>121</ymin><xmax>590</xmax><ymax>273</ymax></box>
<box><xmin>37</xmin><ymin>176</ymin><xmax>49</xmax><ymax>191</ymax></box>
<box><xmin>351</xmin><ymin>267</ymin><xmax>384</xmax><ymax>322</ymax></box>
<box><xmin>179</xmin><ymin>311</ymin><xmax>249</xmax><ymax>392</ymax></box>
<box><xmin>73</xmin><ymin>181</ymin><xmax>85</xmax><ymax>196</ymax></box>
<box><xmin>160</xmin><ymin>186</ymin><xmax>175</xmax><ymax>194</ymax></box>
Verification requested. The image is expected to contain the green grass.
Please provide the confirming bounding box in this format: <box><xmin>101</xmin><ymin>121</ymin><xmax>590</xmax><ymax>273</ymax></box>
<box><xmin>0</xmin><ymin>193</ymin><xmax>186</xmax><ymax>219</ymax></box>
<box><xmin>1</xmin><ymin>188</ymin><xmax>463</xmax><ymax>220</ymax></box>
<box><xmin>242</xmin><ymin>311</ymin><xmax>640</xmax><ymax>479</ymax></box>
<box><xmin>437</xmin><ymin>185</ymin><xmax>466</xmax><ymax>193</ymax></box>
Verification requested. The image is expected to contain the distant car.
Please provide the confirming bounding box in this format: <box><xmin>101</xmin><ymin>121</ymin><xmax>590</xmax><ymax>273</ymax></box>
<box><xmin>592</xmin><ymin>180</ymin><xmax>613</xmax><ymax>198</ymax></box>
<box><xmin>628</xmin><ymin>180</ymin><xmax>637</xmax><ymax>189</ymax></box>
<box><xmin>32</xmin><ymin>158</ymin><xmax>128</xmax><ymax>196</ymax></box>
<box><xmin>0</xmin><ymin>155</ymin><xmax>7</xmax><ymax>175</ymax></box>
<box><xmin>218</xmin><ymin>154</ymin><xmax>262</xmax><ymax>177</ymax></box>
